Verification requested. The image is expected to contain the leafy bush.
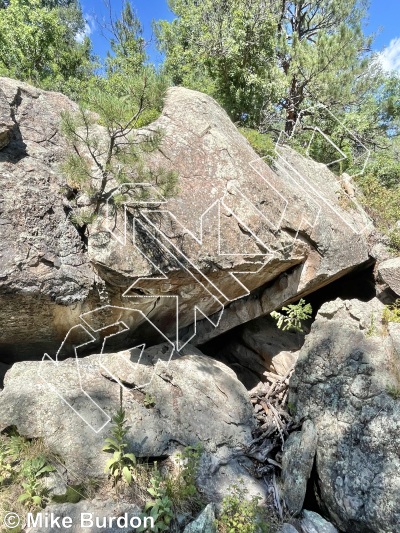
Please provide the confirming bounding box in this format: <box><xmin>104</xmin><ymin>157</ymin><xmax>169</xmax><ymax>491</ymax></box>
<box><xmin>141</xmin><ymin>465</ymin><xmax>174</xmax><ymax>532</ymax></box>
<box><xmin>103</xmin><ymin>409</ymin><xmax>137</xmax><ymax>487</ymax></box>
<box><xmin>239</xmin><ymin>128</ymin><xmax>275</xmax><ymax>159</ymax></box>
<box><xmin>355</xmin><ymin>173</ymin><xmax>400</xmax><ymax>252</ymax></box>
<box><xmin>218</xmin><ymin>481</ymin><xmax>269</xmax><ymax>533</ymax></box>
<box><xmin>367</xmin><ymin>152</ymin><xmax>400</xmax><ymax>188</ymax></box>
<box><xmin>382</xmin><ymin>299</ymin><xmax>400</xmax><ymax>324</ymax></box>
<box><xmin>61</xmin><ymin>69</ymin><xmax>179</xmax><ymax>231</ymax></box>
<box><xmin>271</xmin><ymin>298</ymin><xmax>312</xmax><ymax>333</ymax></box>
<box><xmin>165</xmin><ymin>444</ymin><xmax>203</xmax><ymax>513</ymax></box>
<box><xmin>0</xmin><ymin>430</ymin><xmax>57</xmax><ymax>524</ymax></box>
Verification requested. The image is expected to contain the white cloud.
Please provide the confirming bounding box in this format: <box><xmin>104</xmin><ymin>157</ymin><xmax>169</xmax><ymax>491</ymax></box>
<box><xmin>76</xmin><ymin>14</ymin><xmax>95</xmax><ymax>44</ymax></box>
<box><xmin>379</xmin><ymin>37</ymin><xmax>400</xmax><ymax>73</ymax></box>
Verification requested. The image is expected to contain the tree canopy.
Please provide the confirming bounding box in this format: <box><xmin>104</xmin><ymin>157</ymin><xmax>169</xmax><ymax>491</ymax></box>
<box><xmin>0</xmin><ymin>0</ymin><xmax>92</xmax><ymax>97</ymax></box>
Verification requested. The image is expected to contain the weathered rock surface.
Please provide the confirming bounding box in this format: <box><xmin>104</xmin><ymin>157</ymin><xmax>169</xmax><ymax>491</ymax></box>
<box><xmin>203</xmin><ymin>314</ymin><xmax>304</xmax><ymax>388</ymax></box>
<box><xmin>0</xmin><ymin>78</ymin><xmax>95</xmax><ymax>361</ymax></box>
<box><xmin>281</xmin><ymin>420</ymin><xmax>318</xmax><ymax>516</ymax></box>
<box><xmin>0</xmin><ymin>87</ymin><xmax>13</xmax><ymax>150</ymax></box>
<box><xmin>289</xmin><ymin>298</ymin><xmax>400</xmax><ymax>533</ymax></box>
<box><xmin>300</xmin><ymin>510</ymin><xmax>338</xmax><ymax>533</ymax></box>
<box><xmin>279</xmin><ymin>525</ymin><xmax>299</xmax><ymax>533</ymax></box>
<box><xmin>183</xmin><ymin>504</ymin><xmax>217</xmax><ymax>533</ymax></box>
<box><xmin>0</xmin><ymin>344</ymin><xmax>263</xmax><ymax>501</ymax></box>
<box><xmin>26</xmin><ymin>500</ymin><xmax>141</xmax><ymax>533</ymax></box>
<box><xmin>378</xmin><ymin>257</ymin><xmax>400</xmax><ymax>296</ymax></box>
<box><xmin>0</xmin><ymin>77</ymin><xmax>371</xmax><ymax>361</ymax></box>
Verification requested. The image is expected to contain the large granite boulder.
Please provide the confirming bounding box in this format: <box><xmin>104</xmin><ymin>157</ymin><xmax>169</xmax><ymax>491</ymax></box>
<box><xmin>0</xmin><ymin>344</ymin><xmax>263</xmax><ymax>501</ymax></box>
<box><xmin>0</xmin><ymin>77</ymin><xmax>371</xmax><ymax>361</ymax></box>
<box><xmin>289</xmin><ymin>298</ymin><xmax>400</xmax><ymax>533</ymax></box>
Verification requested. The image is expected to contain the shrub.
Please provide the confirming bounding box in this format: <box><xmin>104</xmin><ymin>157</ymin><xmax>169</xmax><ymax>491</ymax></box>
<box><xmin>355</xmin><ymin>173</ymin><xmax>400</xmax><ymax>252</ymax></box>
<box><xmin>271</xmin><ymin>298</ymin><xmax>312</xmax><ymax>333</ymax></box>
<box><xmin>164</xmin><ymin>444</ymin><xmax>203</xmax><ymax>513</ymax></box>
<box><xmin>218</xmin><ymin>481</ymin><xmax>269</xmax><ymax>533</ymax></box>
<box><xmin>239</xmin><ymin>128</ymin><xmax>275</xmax><ymax>159</ymax></box>
<box><xmin>382</xmin><ymin>299</ymin><xmax>400</xmax><ymax>324</ymax></box>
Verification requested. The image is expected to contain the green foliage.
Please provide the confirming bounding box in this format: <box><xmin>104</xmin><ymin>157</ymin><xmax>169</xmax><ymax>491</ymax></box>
<box><xmin>383</xmin><ymin>300</ymin><xmax>400</xmax><ymax>325</ymax></box>
<box><xmin>156</xmin><ymin>0</ymin><xmax>278</xmax><ymax>125</ymax></box>
<box><xmin>142</xmin><ymin>466</ymin><xmax>174</xmax><ymax>532</ymax></box>
<box><xmin>387</xmin><ymin>385</ymin><xmax>400</xmax><ymax>400</ymax></box>
<box><xmin>137</xmin><ymin>445</ymin><xmax>202</xmax><ymax>531</ymax></box>
<box><xmin>366</xmin><ymin>313</ymin><xmax>379</xmax><ymax>338</ymax></box>
<box><xmin>52</xmin><ymin>484</ymin><xmax>84</xmax><ymax>504</ymax></box>
<box><xmin>69</xmin><ymin>209</ymin><xmax>98</xmax><ymax>228</ymax></box>
<box><xmin>0</xmin><ymin>0</ymin><xmax>93</xmax><ymax>97</ymax></box>
<box><xmin>271</xmin><ymin>298</ymin><xmax>312</xmax><ymax>333</ymax></box>
<box><xmin>143</xmin><ymin>393</ymin><xmax>156</xmax><ymax>409</ymax></box>
<box><xmin>287</xmin><ymin>401</ymin><xmax>297</xmax><ymax>417</ymax></box>
<box><xmin>218</xmin><ymin>481</ymin><xmax>269</xmax><ymax>533</ymax></box>
<box><xmin>239</xmin><ymin>128</ymin><xmax>275</xmax><ymax>159</ymax></box>
<box><xmin>0</xmin><ymin>431</ymin><xmax>57</xmax><ymax>518</ymax></box>
<box><xmin>355</xmin><ymin>172</ymin><xmax>400</xmax><ymax>252</ymax></box>
<box><xmin>164</xmin><ymin>444</ymin><xmax>203</xmax><ymax>513</ymax></box>
<box><xmin>18</xmin><ymin>457</ymin><xmax>55</xmax><ymax>510</ymax></box>
<box><xmin>367</xmin><ymin>151</ymin><xmax>400</xmax><ymax>189</ymax></box>
<box><xmin>106</xmin><ymin>0</ymin><xmax>146</xmax><ymax>83</ymax></box>
<box><xmin>61</xmin><ymin>68</ymin><xmax>178</xmax><ymax>228</ymax></box>
<box><xmin>157</xmin><ymin>0</ymin><xmax>377</xmax><ymax>138</ymax></box>
<box><xmin>103</xmin><ymin>409</ymin><xmax>137</xmax><ymax>487</ymax></box>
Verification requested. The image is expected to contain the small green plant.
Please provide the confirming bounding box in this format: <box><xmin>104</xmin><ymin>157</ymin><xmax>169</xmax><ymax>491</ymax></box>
<box><xmin>366</xmin><ymin>313</ymin><xmax>379</xmax><ymax>337</ymax></box>
<box><xmin>271</xmin><ymin>298</ymin><xmax>312</xmax><ymax>333</ymax></box>
<box><xmin>69</xmin><ymin>209</ymin><xmax>98</xmax><ymax>228</ymax></box>
<box><xmin>239</xmin><ymin>128</ymin><xmax>275</xmax><ymax>159</ymax></box>
<box><xmin>18</xmin><ymin>457</ymin><xmax>55</xmax><ymax>510</ymax></box>
<box><xmin>143</xmin><ymin>393</ymin><xmax>156</xmax><ymax>409</ymax></box>
<box><xmin>383</xmin><ymin>299</ymin><xmax>400</xmax><ymax>324</ymax></box>
<box><xmin>287</xmin><ymin>401</ymin><xmax>297</xmax><ymax>416</ymax></box>
<box><xmin>165</xmin><ymin>444</ymin><xmax>203</xmax><ymax>513</ymax></box>
<box><xmin>387</xmin><ymin>385</ymin><xmax>400</xmax><ymax>400</ymax></box>
<box><xmin>218</xmin><ymin>481</ymin><xmax>269</xmax><ymax>533</ymax></box>
<box><xmin>18</xmin><ymin>476</ymin><xmax>48</xmax><ymax>510</ymax></box>
<box><xmin>142</xmin><ymin>465</ymin><xmax>174</xmax><ymax>532</ymax></box>
<box><xmin>103</xmin><ymin>409</ymin><xmax>137</xmax><ymax>486</ymax></box>
<box><xmin>389</xmin><ymin>229</ymin><xmax>400</xmax><ymax>253</ymax></box>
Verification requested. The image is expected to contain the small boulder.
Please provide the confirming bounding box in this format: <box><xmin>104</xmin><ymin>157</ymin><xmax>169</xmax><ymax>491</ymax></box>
<box><xmin>378</xmin><ymin>257</ymin><xmax>400</xmax><ymax>296</ymax></box>
<box><xmin>281</xmin><ymin>420</ymin><xmax>318</xmax><ymax>515</ymax></box>
<box><xmin>183</xmin><ymin>504</ymin><xmax>217</xmax><ymax>533</ymax></box>
<box><xmin>300</xmin><ymin>510</ymin><xmax>338</xmax><ymax>533</ymax></box>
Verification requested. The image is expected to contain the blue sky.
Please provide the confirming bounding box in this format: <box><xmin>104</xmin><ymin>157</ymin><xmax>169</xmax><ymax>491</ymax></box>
<box><xmin>81</xmin><ymin>0</ymin><xmax>400</xmax><ymax>72</ymax></box>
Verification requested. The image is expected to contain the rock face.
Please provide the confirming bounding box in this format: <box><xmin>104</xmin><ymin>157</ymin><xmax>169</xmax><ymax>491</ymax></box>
<box><xmin>281</xmin><ymin>420</ymin><xmax>318</xmax><ymax>516</ymax></box>
<box><xmin>0</xmin><ymin>78</ymin><xmax>95</xmax><ymax>361</ymax></box>
<box><xmin>289</xmin><ymin>298</ymin><xmax>400</xmax><ymax>533</ymax></box>
<box><xmin>202</xmin><ymin>314</ymin><xmax>304</xmax><ymax>388</ymax></box>
<box><xmin>0</xmin><ymin>88</ymin><xmax>13</xmax><ymax>150</ymax></box>
<box><xmin>0</xmin><ymin>344</ymin><xmax>261</xmax><ymax>501</ymax></box>
<box><xmin>378</xmin><ymin>257</ymin><xmax>400</xmax><ymax>296</ymax></box>
<box><xmin>0</xmin><ymin>77</ymin><xmax>371</xmax><ymax>361</ymax></box>
<box><xmin>26</xmin><ymin>500</ymin><xmax>141</xmax><ymax>533</ymax></box>
<box><xmin>300</xmin><ymin>510</ymin><xmax>338</xmax><ymax>533</ymax></box>
<box><xmin>183</xmin><ymin>504</ymin><xmax>217</xmax><ymax>533</ymax></box>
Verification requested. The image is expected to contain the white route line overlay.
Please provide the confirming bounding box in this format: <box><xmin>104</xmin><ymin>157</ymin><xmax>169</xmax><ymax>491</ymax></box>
<box><xmin>39</xmin><ymin>104</ymin><xmax>373</xmax><ymax>432</ymax></box>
